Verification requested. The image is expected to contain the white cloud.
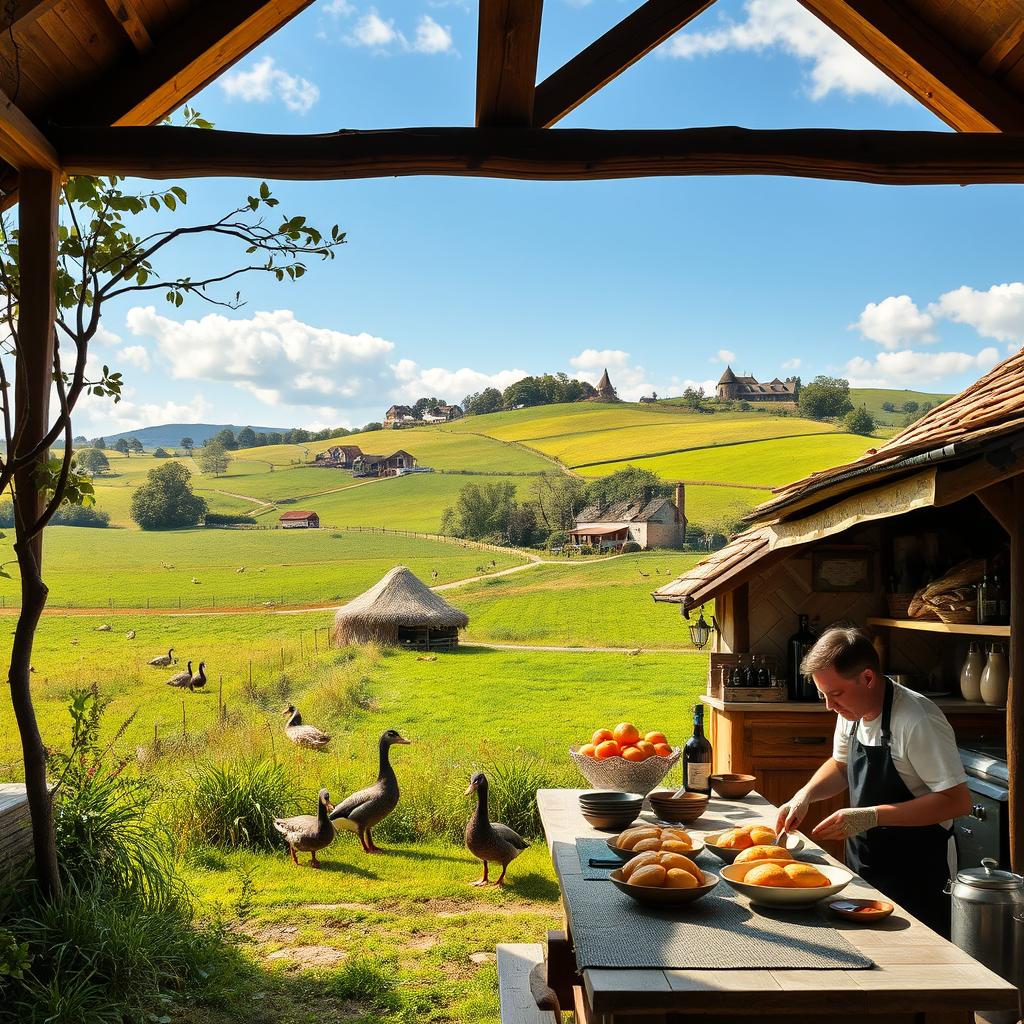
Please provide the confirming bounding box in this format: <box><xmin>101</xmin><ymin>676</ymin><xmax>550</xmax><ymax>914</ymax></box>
<box><xmin>93</xmin><ymin>324</ymin><xmax>123</xmax><ymax>347</ymax></box>
<box><xmin>782</xmin><ymin>357</ymin><xmax>801</xmax><ymax>370</ymax></box>
<box><xmin>711</xmin><ymin>348</ymin><xmax>736</xmax><ymax>364</ymax></box>
<box><xmin>852</xmin><ymin>294</ymin><xmax>936</xmax><ymax>350</ymax></box>
<box><xmin>391</xmin><ymin>359</ymin><xmax>527</xmax><ymax>399</ymax></box>
<box><xmin>76</xmin><ymin>390</ymin><xmax>212</xmax><ymax>434</ymax></box>
<box><xmin>220</xmin><ymin>56</ymin><xmax>319</xmax><ymax>114</ymax></box>
<box><xmin>845</xmin><ymin>347</ymin><xmax>1000</xmax><ymax>388</ymax></box>
<box><xmin>324</xmin><ymin>0</ymin><xmax>355</xmax><ymax>14</ymax></box>
<box><xmin>347</xmin><ymin>10</ymin><xmax>399</xmax><ymax>47</ymax></box>
<box><xmin>412</xmin><ymin>14</ymin><xmax>453</xmax><ymax>53</ymax></box>
<box><xmin>125</xmin><ymin>307</ymin><xmax>395</xmax><ymax>408</ymax></box>
<box><xmin>570</xmin><ymin>348</ymin><xmax>661</xmax><ymax>402</ymax></box>
<box><xmin>119</xmin><ymin>345</ymin><xmax>151</xmax><ymax>371</ymax></box>
<box><xmin>662</xmin><ymin>0</ymin><xmax>904</xmax><ymax>102</ymax></box>
<box><xmin>930</xmin><ymin>283</ymin><xmax>1024</xmax><ymax>343</ymax></box>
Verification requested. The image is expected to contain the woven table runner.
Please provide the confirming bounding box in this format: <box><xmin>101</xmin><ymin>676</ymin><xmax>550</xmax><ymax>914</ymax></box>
<box><xmin>561</xmin><ymin>874</ymin><xmax>874</xmax><ymax>971</ymax></box>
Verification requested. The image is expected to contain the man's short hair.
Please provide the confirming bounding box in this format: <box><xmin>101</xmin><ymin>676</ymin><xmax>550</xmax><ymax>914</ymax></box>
<box><xmin>800</xmin><ymin>624</ymin><xmax>881</xmax><ymax>680</ymax></box>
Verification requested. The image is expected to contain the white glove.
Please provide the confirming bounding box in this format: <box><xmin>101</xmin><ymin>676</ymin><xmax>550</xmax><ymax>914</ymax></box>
<box><xmin>776</xmin><ymin>789</ymin><xmax>811</xmax><ymax>836</ymax></box>
<box><xmin>812</xmin><ymin>806</ymin><xmax>878</xmax><ymax>841</ymax></box>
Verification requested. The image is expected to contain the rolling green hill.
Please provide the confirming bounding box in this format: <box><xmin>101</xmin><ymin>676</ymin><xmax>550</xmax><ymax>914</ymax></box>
<box><xmin>849</xmin><ymin>388</ymin><xmax>950</xmax><ymax>426</ymax></box>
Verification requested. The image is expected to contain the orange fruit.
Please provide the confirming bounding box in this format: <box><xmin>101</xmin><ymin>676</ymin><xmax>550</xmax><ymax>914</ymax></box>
<box><xmin>613</xmin><ymin>722</ymin><xmax>640</xmax><ymax>746</ymax></box>
<box><xmin>636</xmin><ymin>741</ymin><xmax>657</xmax><ymax>757</ymax></box>
<box><xmin>594</xmin><ymin>740</ymin><xmax>621</xmax><ymax>760</ymax></box>
<box><xmin>622</xmin><ymin>746</ymin><xmax>646</xmax><ymax>762</ymax></box>
<box><xmin>591</xmin><ymin>728</ymin><xmax>614</xmax><ymax>745</ymax></box>
<box><xmin>653</xmin><ymin>743</ymin><xmax>672</xmax><ymax>757</ymax></box>
<box><xmin>645</xmin><ymin>731</ymin><xmax>668</xmax><ymax>745</ymax></box>
<box><xmin>579</xmin><ymin>743</ymin><xmax>597</xmax><ymax>758</ymax></box>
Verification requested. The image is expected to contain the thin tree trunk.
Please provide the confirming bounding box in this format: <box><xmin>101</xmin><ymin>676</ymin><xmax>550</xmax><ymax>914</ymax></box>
<box><xmin>8</xmin><ymin>541</ymin><xmax>60</xmax><ymax>898</ymax></box>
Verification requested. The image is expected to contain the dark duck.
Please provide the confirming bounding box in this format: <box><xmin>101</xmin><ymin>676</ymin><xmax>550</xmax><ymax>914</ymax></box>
<box><xmin>273</xmin><ymin>788</ymin><xmax>335</xmax><ymax>868</ymax></box>
<box><xmin>328</xmin><ymin>729</ymin><xmax>410</xmax><ymax>853</ymax></box>
<box><xmin>465</xmin><ymin>771</ymin><xmax>528</xmax><ymax>886</ymax></box>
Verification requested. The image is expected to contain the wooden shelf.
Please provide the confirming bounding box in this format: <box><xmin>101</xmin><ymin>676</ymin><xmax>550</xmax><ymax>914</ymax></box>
<box><xmin>867</xmin><ymin>616</ymin><xmax>1010</xmax><ymax>637</ymax></box>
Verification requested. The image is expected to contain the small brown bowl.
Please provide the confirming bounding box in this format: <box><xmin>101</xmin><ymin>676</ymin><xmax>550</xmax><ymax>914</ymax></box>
<box><xmin>709</xmin><ymin>774</ymin><xmax>757</xmax><ymax>799</ymax></box>
<box><xmin>581</xmin><ymin>811</ymin><xmax>639</xmax><ymax>832</ymax></box>
<box><xmin>648</xmin><ymin>790</ymin><xmax>709</xmax><ymax>824</ymax></box>
<box><xmin>828</xmin><ymin>898</ymin><xmax>894</xmax><ymax>922</ymax></box>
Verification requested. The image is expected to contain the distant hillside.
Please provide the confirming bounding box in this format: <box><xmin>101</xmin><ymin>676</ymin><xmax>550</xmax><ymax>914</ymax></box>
<box><xmin>97</xmin><ymin>423</ymin><xmax>295</xmax><ymax>450</ymax></box>
<box><xmin>849</xmin><ymin>388</ymin><xmax>951</xmax><ymax>426</ymax></box>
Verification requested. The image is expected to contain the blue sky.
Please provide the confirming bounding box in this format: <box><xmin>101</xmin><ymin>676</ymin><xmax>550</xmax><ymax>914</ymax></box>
<box><xmin>76</xmin><ymin>0</ymin><xmax>1024</xmax><ymax>435</ymax></box>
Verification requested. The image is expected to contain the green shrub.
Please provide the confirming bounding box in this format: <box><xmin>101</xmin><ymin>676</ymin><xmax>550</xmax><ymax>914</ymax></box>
<box><xmin>204</xmin><ymin>512</ymin><xmax>257</xmax><ymax>526</ymax></box>
<box><xmin>176</xmin><ymin>760</ymin><xmax>299</xmax><ymax>850</ymax></box>
<box><xmin>843</xmin><ymin>405</ymin><xmax>876</xmax><ymax>436</ymax></box>
<box><xmin>325</xmin><ymin>954</ymin><xmax>399</xmax><ymax>1008</ymax></box>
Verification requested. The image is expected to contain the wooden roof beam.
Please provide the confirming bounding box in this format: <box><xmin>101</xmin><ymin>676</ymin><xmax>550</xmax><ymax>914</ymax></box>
<box><xmin>796</xmin><ymin>0</ymin><xmax>1024</xmax><ymax>132</ymax></box>
<box><xmin>533</xmin><ymin>0</ymin><xmax>718</xmax><ymax>128</ymax></box>
<box><xmin>56</xmin><ymin>0</ymin><xmax>315</xmax><ymax>127</ymax></box>
<box><xmin>0</xmin><ymin>88</ymin><xmax>58</xmax><ymax>171</ymax></box>
<box><xmin>100</xmin><ymin>0</ymin><xmax>154</xmax><ymax>54</ymax></box>
<box><xmin>51</xmin><ymin>124</ymin><xmax>1024</xmax><ymax>186</ymax></box>
<box><xmin>476</xmin><ymin>0</ymin><xmax>544</xmax><ymax>127</ymax></box>
<box><xmin>1</xmin><ymin>0</ymin><xmax>61</xmax><ymax>33</ymax></box>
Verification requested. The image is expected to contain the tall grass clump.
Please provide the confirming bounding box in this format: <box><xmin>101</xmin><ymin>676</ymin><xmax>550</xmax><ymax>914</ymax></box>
<box><xmin>176</xmin><ymin>760</ymin><xmax>299</xmax><ymax>851</ymax></box>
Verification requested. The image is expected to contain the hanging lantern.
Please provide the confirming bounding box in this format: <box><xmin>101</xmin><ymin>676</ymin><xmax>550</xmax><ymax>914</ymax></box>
<box><xmin>687</xmin><ymin>605</ymin><xmax>712</xmax><ymax>649</ymax></box>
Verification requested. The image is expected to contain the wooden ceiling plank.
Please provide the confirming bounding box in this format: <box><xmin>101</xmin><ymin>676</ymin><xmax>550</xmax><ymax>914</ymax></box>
<box><xmin>0</xmin><ymin>0</ymin><xmax>61</xmax><ymax>33</ymax></box>
<box><xmin>533</xmin><ymin>0</ymin><xmax>717</xmax><ymax>128</ymax></box>
<box><xmin>0</xmin><ymin>87</ymin><xmax>57</xmax><ymax>170</ymax></box>
<box><xmin>52</xmin><ymin>123</ymin><xmax>1024</xmax><ymax>185</ymax></box>
<box><xmin>796</xmin><ymin>0</ymin><xmax>1024</xmax><ymax>131</ymax></box>
<box><xmin>55</xmin><ymin>0</ymin><xmax>315</xmax><ymax>127</ymax></box>
<box><xmin>100</xmin><ymin>0</ymin><xmax>154</xmax><ymax>53</ymax></box>
<box><xmin>979</xmin><ymin>19</ymin><xmax>1024</xmax><ymax>76</ymax></box>
<box><xmin>476</xmin><ymin>0</ymin><xmax>544</xmax><ymax>128</ymax></box>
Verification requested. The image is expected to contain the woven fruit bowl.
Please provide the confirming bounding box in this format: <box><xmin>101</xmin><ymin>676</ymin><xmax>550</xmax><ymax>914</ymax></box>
<box><xmin>569</xmin><ymin>745</ymin><xmax>681</xmax><ymax>795</ymax></box>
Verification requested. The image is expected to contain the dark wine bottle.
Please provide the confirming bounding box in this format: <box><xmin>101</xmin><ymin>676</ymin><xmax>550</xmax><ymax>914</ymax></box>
<box><xmin>683</xmin><ymin>705</ymin><xmax>713</xmax><ymax>794</ymax></box>
<box><xmin>787</xmin><ymin>614</ymin><xmax>818</xmax><ymax>701</ymax></box>
<box><xmin>756</xmin><ymin>656</ymin><xmax>772</xmax><ymax>688</ymax></box>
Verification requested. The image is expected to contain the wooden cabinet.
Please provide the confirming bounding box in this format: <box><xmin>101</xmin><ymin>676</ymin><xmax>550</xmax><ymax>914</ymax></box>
<box><xmin>702</xmin><ymin>697</ymin><xmax>1005</xmax><ymax>862</ymax></box>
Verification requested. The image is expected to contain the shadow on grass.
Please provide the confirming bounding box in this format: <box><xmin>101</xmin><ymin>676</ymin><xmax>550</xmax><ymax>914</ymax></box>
<box><xmin>312</xmin><ymin>860</ymin><xmax>379</xmax><ymax>879</ymax></box>
<box><xmin>384</xmin><ymin>847</ymin><xmax>471</xmax><ymax>866</ymax></box>
<box><xmin>503</xmin><ymin>871</ymin><xmax>561</xmax><ymax>902</ymax></box>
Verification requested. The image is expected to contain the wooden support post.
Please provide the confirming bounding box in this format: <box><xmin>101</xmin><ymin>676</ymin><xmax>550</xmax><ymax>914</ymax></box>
<box><xmin>1008</xmin><ymin>475</ymin><xmax>1024</xmax><ymax>874</ymax></box>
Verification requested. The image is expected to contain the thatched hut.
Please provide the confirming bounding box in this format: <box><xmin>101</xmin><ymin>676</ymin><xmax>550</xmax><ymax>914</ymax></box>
<box><xmin>332</xmin><ymin>566</ymin><xmax>469</xmax><ymax>650</ymax></box>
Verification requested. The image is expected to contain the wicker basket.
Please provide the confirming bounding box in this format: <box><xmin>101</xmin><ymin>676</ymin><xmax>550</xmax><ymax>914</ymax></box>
<box><xmin>934</xmin><ymin>605</ymin><xmax>976</xmax><ymax>625</ymax></box>
<box><xmin>569</xmin><ymin>746</ymin><xmax>680</xmax><ymax>795</ymax></box>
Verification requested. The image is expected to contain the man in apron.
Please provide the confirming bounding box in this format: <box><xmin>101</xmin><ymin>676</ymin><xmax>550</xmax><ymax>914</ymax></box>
<box><xmin>776</xmin><ymin>625</ymin><xmax>970</xmax><ymax>937</ymax></box>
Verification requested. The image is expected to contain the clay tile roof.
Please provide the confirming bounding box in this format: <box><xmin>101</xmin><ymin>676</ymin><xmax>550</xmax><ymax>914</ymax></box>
<box><xmin>718</xmin><ymin>366</ymin><xmax>737</xmax><ymax>384</ymax></box>
<box><xmin>279</xmin><ymin>510</ymin><xmax>318</xmax><ymax>520</ymax></box>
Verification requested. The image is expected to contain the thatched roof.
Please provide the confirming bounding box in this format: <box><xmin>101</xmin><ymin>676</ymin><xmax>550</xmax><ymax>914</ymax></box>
<box><xmin>334</xmin><ymin>567</ymin><xmax>469</xmax><ymax>630</ymax></box>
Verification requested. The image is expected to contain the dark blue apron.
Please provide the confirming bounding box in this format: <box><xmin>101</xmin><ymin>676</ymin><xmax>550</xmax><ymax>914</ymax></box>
<box><xmin>846</xmin><ymin>680</ymin><xmax>953</xmax><ymax>937</ymax></box>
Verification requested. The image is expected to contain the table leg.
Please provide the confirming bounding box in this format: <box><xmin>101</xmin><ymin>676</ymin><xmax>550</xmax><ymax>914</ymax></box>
<box><xmin>545</xmin><ymin>930</ymin><xmax>580</xmax><ymax>1011</ymax></box>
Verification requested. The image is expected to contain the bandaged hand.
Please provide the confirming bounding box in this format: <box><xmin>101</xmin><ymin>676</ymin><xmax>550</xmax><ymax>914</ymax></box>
<box><xmin>775</xmin><ymin>789</ymin><xmax>811</xmax><ymax>836</ymax></box>
<box><xmin>811</xmin><ymin>806</ymin><xmax>878</xmax><ymax>841</ymax></box>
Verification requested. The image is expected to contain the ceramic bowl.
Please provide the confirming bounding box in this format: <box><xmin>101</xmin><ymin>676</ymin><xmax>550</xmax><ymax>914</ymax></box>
<box><xmin>581</xmin><ymin>812</ymin><xmax>640</xmax><ymax>832</ymax></box>
<box><xmin>609</xmin><ymin>867</ymin><xmax>719</xmax><ymax>906</ymax></box>
<box><xmin>709</xmin><ymin>773</ymin><xmax>757</xmax><ymax>799</ymax></box>
<box><xmin>703</xmin><ymin>830</ymin><xmax>804</xmax><ymax>864</ymax></box>
<box><xmin>647</xmin><ymin>789</ymin><xmax>709</xmax><ymax>824</ymax></box>
<box><xmin>720</xmin><ymin>860</ymin><xmax>852</xmax><ymax>907</ymax></box>
<box><xmin>605</xmin><ymin>831</ymin><xmax>705</xmax><ymax>861</ymax></box>
<box><xmin>570</xmin><ymin>746</ymin><xmax>680</xmax><ymax>796</ymax></box>
<box><xmin>828</xmin><ymin>898</ymin><xmax>894</xmax><ymax>922</ymax></box>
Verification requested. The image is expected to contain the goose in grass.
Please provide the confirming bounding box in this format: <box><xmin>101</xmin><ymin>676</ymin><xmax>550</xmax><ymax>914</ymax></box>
<box><xmin>148</xmin><ymin>648</ymin><xmax>175</xmax><ymax>668</ymax></box>
<box><xmin>166</xmin><ymin>661</ymin><xmax>194</xmax><ymax>689</ymax></box>
<box><xmin>465</xmin><ymin>771</ymin><xmax>527</xmax><ymax>886</ymax></box>
<box><xmin>189</xmin><ymin>662</ymin><xmax>207</xmax><ymax>690</ymax></box>
<box><xmin>328</xmin><ymin>729</ymin><xmax>410</xmax><ymax>853</ymax></box>
<box><xmin>283</xmin><ymin>705</ymin><xmax>331</xmax><ymax>750</ymax></box>
<box><xmin>273</xmin><ymin>788</ymin><xmax>335</xmax><ymax>868</ymax></box>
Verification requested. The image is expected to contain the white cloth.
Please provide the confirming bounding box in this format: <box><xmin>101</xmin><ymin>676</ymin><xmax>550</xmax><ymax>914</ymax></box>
<box><xmin>832</xmin><ymin>680</ymin><xmax>967</xmax><ymax>830</ymax></box>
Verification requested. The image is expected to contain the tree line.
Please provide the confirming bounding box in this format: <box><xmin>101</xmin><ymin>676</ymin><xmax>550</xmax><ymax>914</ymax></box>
<box><xmin>462</xmin><ymin>373</ymin><xmax>598</xmax><ymax>416</ymax></box>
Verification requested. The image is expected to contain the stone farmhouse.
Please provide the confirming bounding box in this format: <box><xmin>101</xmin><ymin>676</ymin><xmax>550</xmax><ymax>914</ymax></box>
<box><xmin>313</xmin><ymin>444</ymin><xmax>363</xmax><ymax>467</ymax></box>
<box><xmin>715</xmin><ymin>367</ymin><xmax>798</xmax><ymax>403</ymax></box>
<box><xmin>385</xmin><ymin>404</ymin><xmax>463</xmax><ymax>428</ymax></box>
<box><xmin>352</xmin><ymin>450</ymin><xmax>418</xmax><ymax>477</ymax></box>
<box><xmin>570</xmin><ymin>485</ymin><xmax>686</xmax><ymax>550</ymax></box>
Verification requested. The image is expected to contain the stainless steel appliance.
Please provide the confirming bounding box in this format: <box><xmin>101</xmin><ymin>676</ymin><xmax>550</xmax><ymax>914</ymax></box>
<box><xmin>957</xmin><ymin>741</ymin><xmax>1010</xmax><ymax>870</ymax></box>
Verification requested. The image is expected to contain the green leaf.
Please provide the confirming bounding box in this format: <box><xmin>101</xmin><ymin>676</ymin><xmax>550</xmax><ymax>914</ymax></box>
<box><xmin>259</xmin><ymin>182</ymin><xmax>270</xmax><ymax>200</ymax></box>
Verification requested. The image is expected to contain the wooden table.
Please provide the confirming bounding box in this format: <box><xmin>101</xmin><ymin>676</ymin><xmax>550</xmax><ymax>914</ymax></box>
<box><xmin>538</xmin><ymin>789</ymin><xmax>1020</xmax><ymax>1024</ymax></box>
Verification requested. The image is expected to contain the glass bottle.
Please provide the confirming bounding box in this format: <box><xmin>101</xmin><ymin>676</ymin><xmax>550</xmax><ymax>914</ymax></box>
<box><xmin>787</xmin><ymin>614</ymin><xmax>818</xmax><ymax>701</ymax></box>
<box><xmin>980</xmin><ymin>642</ymin><xmax>1009</xmax><ymax>707</ymax></box>
<box><xmin>743</xmin><ymin>655</ymin><xmax>758</xmax><ymax>688</ymax></box>
<box><xmin>729</xmin><ymin>657</ymin><xmax>744</xmax><ymax>687</ymax></box>
<box><xmin>995</xmin><ymin>573</ymin><xmax>1010</xmax><ymax>624</ymax></box>
<box><xmin>960</xmin><ymin>641</ymin><xmax>984</xmax><ymax>703</ymax></box>
<box><xmin>756</xmin><ymin>656</ymin><xmax>772</xmax><ymax>688</ymax></box>
<box><xmin>682</xmin><ymin>705</ymin><xmax>713</xmax><ymax>794</ymax></box>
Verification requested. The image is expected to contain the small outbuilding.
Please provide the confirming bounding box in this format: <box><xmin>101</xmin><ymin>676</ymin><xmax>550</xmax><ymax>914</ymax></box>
<box><xmin>279</xmin><ymin>510</ymin><xmax>320</xmax><ymax>529</ymax></box>
<box><xmin>332</xmin><ymin>566</ymin><xmax>469</xmax><ymax>650</ymax></box>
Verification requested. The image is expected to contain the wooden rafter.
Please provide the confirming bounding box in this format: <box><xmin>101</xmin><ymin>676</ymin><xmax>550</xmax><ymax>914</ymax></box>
<box><xmin>476</xmin><ymin>0</ymin><xmax>544</xmax><ymax>128</ymax></box>
<box><xmin>797</xmin><ymin>0</ymin><xmax>1024</xmax><ymax>132</ymax></box>
<box><xmin>99</xmin><ymin>0</ymin><xmax>153</xmax><ymax>54</ymax></box>
<box><xmin>0</xmin><ymin>0</ymin><xmax>61</xmax><ymax>33</ymax></box>
<box><xmin>0</xmin><ymin>88</ymin><xmax>57</xmax><ymax>170</ymax></box>
<box><xmin>533</xmin><ymin>0</ymin><xmax>717</xmax><ymax>128</ymax></box>
<box><xmin>50</xmin><ymin>124</ymin><xmax>1024</xmax><ymax>186</ymax></box>
<box><xmin>56</xmin><ymin>0</ymin><xmax>315</xmax><ymax>127</ymax></box>
<box><xmin>980</xmin><ymin>20</ymin><xmax>1024</xmax><ymax>77</ymax></box>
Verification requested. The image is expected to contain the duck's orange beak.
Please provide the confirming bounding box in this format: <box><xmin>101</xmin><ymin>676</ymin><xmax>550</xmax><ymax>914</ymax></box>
<box><xmin>464</xmin><ymin>780</ymin><xmax>478</xmax><ymax>796</ymax></box>
<box><xmin>394</xmin><ymin>735</ymin><xmax>411</xmax><ymax>745</ymax></box>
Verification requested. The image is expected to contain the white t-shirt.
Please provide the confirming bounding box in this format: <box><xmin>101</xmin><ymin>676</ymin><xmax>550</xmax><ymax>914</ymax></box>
<box><xmin>832</xmin><ymin>681</ymin><xmax>967</xmax><ymax>816</ymax></box>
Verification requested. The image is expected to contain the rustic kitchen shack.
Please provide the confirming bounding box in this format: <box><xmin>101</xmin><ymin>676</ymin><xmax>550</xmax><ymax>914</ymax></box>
<box><xmin>654</xmin><ymin>348</ymin><xmax>1024</xmax><ymax>871</ymax></box>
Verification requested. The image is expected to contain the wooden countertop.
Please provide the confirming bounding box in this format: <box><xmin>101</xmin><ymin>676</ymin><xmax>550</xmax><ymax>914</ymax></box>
<box><xmin>538</xmin><ymin>788</ymin><xmax>1018</xmax><ymax>1021</ymax></box>
<box><xmin>701</xmin><ymin>695</ymin><xmax>1004</xmax><ymax>714</ymax></box>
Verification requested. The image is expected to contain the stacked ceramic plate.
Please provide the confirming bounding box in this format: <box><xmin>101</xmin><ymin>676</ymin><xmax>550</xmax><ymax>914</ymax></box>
<box><xmin>648</xmin><ymin>789</ymin><xmax>709</xmax><ymax>824</ymax></box>
<box><xmin>578</xmin><ymin>791</ymin><xmax>643</xmax><ymax>831</ymax></box>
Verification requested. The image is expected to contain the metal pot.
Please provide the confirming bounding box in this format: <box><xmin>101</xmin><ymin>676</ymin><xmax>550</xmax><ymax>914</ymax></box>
<box><xmin>946</xmin><ymin>858</ymin><xmax>1024</xmax><ymax>991</ymax></box>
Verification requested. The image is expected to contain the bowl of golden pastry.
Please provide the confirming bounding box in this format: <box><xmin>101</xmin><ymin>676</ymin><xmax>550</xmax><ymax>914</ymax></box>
<box><xmin>704</xmin><ymin>825</ymin><xmax>804</xmax><ymax>863</ymax></box>
<box><xmin>610</xmin><ymin>850</ymin><xmax>719</xmax><ymax>906</ymax></box>
<box><xmin>721</xmin><ymin>857</ymin><xmax>853</xmax><ymax>907</ymax></box>
<box><xmin>606</xmin><ymin>824</ymin><xmax>705</xmax><ymax>862</ymax></box>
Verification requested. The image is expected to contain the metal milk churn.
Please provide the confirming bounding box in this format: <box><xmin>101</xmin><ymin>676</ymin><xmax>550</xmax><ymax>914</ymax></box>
<box><xmin>947</xmin><ymin>858</ymin><xmax>1024</xmax><ymax>991</ymax></box>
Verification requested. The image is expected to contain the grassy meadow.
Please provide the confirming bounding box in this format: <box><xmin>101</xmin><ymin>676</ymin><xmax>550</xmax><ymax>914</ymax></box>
<box><xmin>849</xmin><ymin>387</ymin><xmax>950</xmax><ymax>426</ymax></box>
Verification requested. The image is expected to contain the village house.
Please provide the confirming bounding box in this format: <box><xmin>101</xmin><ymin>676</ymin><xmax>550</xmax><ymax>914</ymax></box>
<box><xmin>279</xmin><ymin>510</ymin><xmax>320</xmax><ymax>529</ymax></box>
<box><xmin>421</xmin><ymin>403</ymin><xmax>464</xmax><ymax>423</ymax></box>
<box><xmin>384</xmin><ymin>405</ymin><xmax>418</xmax><ymax>428</ymax></box>
<box><xmin>570</xmin><ymin>484</ymin><xmax>686</xmax><ymax>550</ymax></box>
<box><xmin>593</xmin><ymin>368</ymin><xmax>619</xmax><ymax>401</ymax></box>
<box><xmin>352</xmin><ymin>450</ymin><xmax>418</xmax><ymax>478</ymax></box>
<box><xmin>716</xmin><ymin>367</ymin><xmax>798</xmax><ymax>403</ymax></box>
<box><xmin>314</xmin><ymin>444</ymin><xmax>362</xmax><ymax>467</ymax></box>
